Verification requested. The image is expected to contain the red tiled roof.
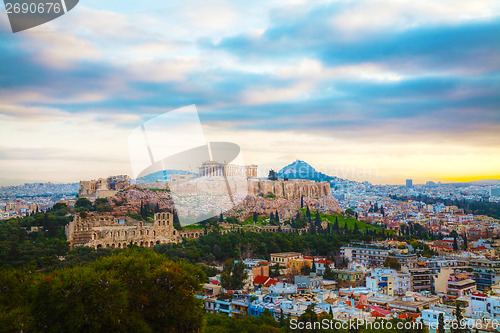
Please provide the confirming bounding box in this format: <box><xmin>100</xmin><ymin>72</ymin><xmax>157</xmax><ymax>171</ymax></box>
<box><xmin>370</xmin><ymin>305</ymin><xmax>391</xmax><ymax>316</ymax></box>
<box><xmin>264</xmin><ymin>278</ymin><xmax>278</xmax><ymax>286</ymax></box>
<box><xmin>399</xmin><ymin>313</ymin><xmax>420</xmax><ymax>321</ymax></box>
<box><xmin>254</xmin><ymin>275</ymin><xmax>269</xmax><ymax>284</ymax></box>
<box><xmin>371</xmin><ymin>310</ymin><xmax>386</xmax><ymax>318</ymax></box>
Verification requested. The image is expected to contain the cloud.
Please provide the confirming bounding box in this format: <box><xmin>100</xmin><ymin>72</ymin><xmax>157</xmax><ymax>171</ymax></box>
<box><xmin>20</xmin><ymin>29</ymin><xmax>101</xmax><ymax>69</ymax></box>
<box><xmin>240</xmin><ymin>82</ymin><xmax>313</xmax><ymax>105</ymax></box>
<box><xmin>127</xmin><ymin>57</ymin><xmax>200</xmax><ymax>82</ymax></box>
<box><xmin>330</xmin><ymin>0</ymin><xmax>500</xmax><ymax>38</ymax></box>
<box><xmin>0</xmin><ymin>0</ymin><xmax>499</xmax><ymax>184</ymax></box>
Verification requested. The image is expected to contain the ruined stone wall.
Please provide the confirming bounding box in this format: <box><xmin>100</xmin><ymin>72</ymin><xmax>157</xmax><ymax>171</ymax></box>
<box><xmin>248</xmin><ymin>179</ymin><xmax>330</xmax><ymax>199</ymax></box>
<box><xmin>66</xmin><ymin>212</ymin><xmax>178</xmax><ymax>249</ymax></box>
<box><xmin>78</xmin><ymin>175</ymin><xmax>131</xmax><ymax>200</ymax></box>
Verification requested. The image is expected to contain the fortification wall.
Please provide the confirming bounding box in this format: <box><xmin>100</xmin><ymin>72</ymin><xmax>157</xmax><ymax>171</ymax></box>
<box><xmin>248</xmin><ymin>180</ymin><xmax>330</xmax><ymax>199</ymax></box>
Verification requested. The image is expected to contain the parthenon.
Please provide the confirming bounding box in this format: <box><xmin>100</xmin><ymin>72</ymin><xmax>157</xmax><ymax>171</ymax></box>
<box><xmin>199</xmin><ymin>161</ymin><xmax>257</xmax><ymax>178</ymax></box>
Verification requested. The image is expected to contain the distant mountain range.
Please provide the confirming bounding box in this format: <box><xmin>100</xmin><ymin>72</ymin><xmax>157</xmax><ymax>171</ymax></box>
<box><xmin>277</xmin><ymin>160</ymin><xmax>341</xmax><ymax>183</ymax></box>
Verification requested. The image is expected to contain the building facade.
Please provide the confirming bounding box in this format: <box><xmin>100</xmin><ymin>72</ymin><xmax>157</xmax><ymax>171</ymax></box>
<box><xmin>66</xmin><ymin>212</ymin><xmax>179</xmax><ymax>249</ymax></box>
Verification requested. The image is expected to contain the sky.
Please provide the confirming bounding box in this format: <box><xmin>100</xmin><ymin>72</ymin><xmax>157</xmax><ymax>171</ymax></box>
<box><xmin>0</xmin><ymin>0</ymin><xmax>499</xmax><ymax>185</ymax></box>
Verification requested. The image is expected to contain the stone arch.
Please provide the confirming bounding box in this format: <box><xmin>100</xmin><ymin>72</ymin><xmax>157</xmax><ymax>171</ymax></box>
<box><xmin>156</xmin><ymin>241</ymin><xmax>160</xmax><ymax>245</ymax></box>
<box><xmin>150</xmin><ymin>241</ymin><xmax>154</xmax><ymax>247</ymax></box>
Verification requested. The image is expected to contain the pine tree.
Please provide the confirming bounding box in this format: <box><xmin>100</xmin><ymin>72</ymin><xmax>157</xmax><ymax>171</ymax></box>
<box><xmin>353</xmin><ymin>222</ymin><xmax>360</xmax><ymax>235</ymax></box>
<box><xmin>463</xmin><ymin>233</ymin><xmax>468</xmax><ymax>250</ymax></box>
<box><xmin>301</xmin><ymin>195</ymin><xmax>304</xmax><ymax>209</ymax></box>
<box><xmin>270</xmin><ymin>212</ymin><xmax>275</xmax><ymax>224</ymax></box>
<box><xmin>311</xmin><ymin>260</ymin><xmax>316</xmax><ymax>273</ymax></box>
<box><xmin>454</xmin><ymin>302</ymin><xmax>465</xmax><ymax>333</ymax></box>
<box><xmin>333</xmin><ymin>217</ymin><xmax>339</xmax><ymax>232</ymax></box>
<box><xmin>438</xmin><ymin>313</ymin><xmax>445</xmax><ymax>333</ymax></box>
<box><xmin>315</xmin><ymin>211</ymin><xmax>321</xmax><ymax>227</ymax></box>
<box><xmin>306</xmin><ymin>206</ymin><xmax>311</xmax><ymax>218</ymax></box>
<box><xmin>453</xmin><ymin>236</ymin><xmax>458</xmax><ymax>251</ymax></box>
<box><xmin>268</xmin><ymin>169</ymin><xmax>278</xmax><ymax>181</ymax></box>
<box><xmin>275</xmin><ymin>210</ymin><xmax>280</xmax><ymax>223</ymax></box>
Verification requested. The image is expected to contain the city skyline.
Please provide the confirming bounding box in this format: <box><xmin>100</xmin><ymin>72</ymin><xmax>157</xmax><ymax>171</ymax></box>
<box><xmin>1</xmin><ymin>0</ymin><xmax>499</xmax><ymax>185</ymax></box>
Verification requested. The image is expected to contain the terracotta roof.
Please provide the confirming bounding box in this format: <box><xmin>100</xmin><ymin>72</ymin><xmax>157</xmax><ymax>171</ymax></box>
<box><xmin>254</xmin><ymin>275</ymin><xmax>269</xmax><ymax>284</ymax></box>
<box><xmin>264</xmin><ymin>278</ymin><xmax>279</xmax><ymax>286</ymax></box>
<box><xmin>253</xmin><ymin>275</ymin><xmax>278</xmax><ymax>286</ymax></box>
<box><xmin>370</xmin><ymin>305</ymin><xmax>391</xmax><ymax>316</ymax></box>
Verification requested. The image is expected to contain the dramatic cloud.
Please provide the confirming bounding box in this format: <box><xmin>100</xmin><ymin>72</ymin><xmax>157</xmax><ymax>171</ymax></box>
<box><xmin>0</xmin><ymin>0</ymin><xmax>499</xmax><ymax>184</ymax></box>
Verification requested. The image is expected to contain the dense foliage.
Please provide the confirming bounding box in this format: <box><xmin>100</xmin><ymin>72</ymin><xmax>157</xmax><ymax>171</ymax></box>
<box><xmin>0</xmin><ymin>204</ymin><xmax>71</xmax><ymax>268</ymax></box>
<box><xmin>0</xmin><ymin>248</ymin><xmax>205</xmax><ymax>332</ymax></box>
<box><xmin>155</xmin><ymin>227</ymin><xmax>391</xmax><ymax>264</ymax></box>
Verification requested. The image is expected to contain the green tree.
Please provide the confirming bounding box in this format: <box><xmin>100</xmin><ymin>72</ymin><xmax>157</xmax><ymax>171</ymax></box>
<box><xmin>438</xmin><ymin>312</ymin><xmax>445</xmax><ymax>333</ymax></box>
<box><xmin>268</xmin><ymin>170</ymin><xmax>278</xmax><ymax>181</ymax></box>
<box><xmin>10</xmin><ymin>249</ymin><xmax>207</xmax><ymax>332</ymax></box>
<box><xmin>314</xmin><ymin>211</ymin><xmax>321</xmax><ymax>228</ymax></box>
<box><xmin>353</xmin><ymin>222</ymin><xmax>360</xmax><ymax>235</ymax></box>
<box><xmin>384</xmin><ymin>257</ymin><xmax>401</xmax><ymax>271</ymax></box>
<box><xmin>270</xmin><ymin>263</ymin><xmax>281</xmax><ymax>278</ymax></box>
<box><xmin>333</xmin><ymin>217</ymin><xmax>340</xmax><ymax>233</ymax></box>
<box><xmin>323</xmin><ymin>264</ymin><xmax>336</xmax><ymax>280</ymax></box>
<box><xmin>452</xmin><ymin>302</ymin><xmax>468</xmax><ymax>333</ymax></box>
<box><xmin>297</xmin><ymin>304</ymin><xmax>318</xmax><ymax>331</ymax></box>
<box><xmin>220</xmin><ymin>259</ymin><xmax>248</xmax><ymax>290</ymax></box>
<box><xmin>453</xmin><ymin>236</ymin><xmax>459</xmax><ymax>251</ymax></box>
<box><xmin>345</xmin><ymin>208</ymin><xmax>355</xmax><ymax>216</ymax></box>
<box><xmin>75</xmin><ymin>198</ymin><xmax>92</xmax><ymax>211</ymax></box>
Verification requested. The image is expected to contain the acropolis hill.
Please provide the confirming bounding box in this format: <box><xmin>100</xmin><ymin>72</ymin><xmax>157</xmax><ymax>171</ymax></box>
<box><xmin>69</xmin><ymin>168</ymin><xmax>340</xmax><ymax>249</ymax></box>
